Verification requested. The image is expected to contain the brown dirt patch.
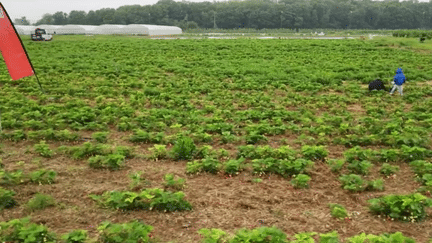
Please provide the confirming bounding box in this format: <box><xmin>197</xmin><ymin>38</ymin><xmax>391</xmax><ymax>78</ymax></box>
<box><xmin>1</xmin><ymin>132</ymin><xmax>432</xmax><ymax>243</ymax></box>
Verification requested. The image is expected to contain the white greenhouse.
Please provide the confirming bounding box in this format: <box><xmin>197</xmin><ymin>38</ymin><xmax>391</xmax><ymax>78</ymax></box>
<box><xmin>145</xmin><ymin>25</ymin><xmax>182</xmax><ymax>36</ymax></box>
<box><xmin>121</xmin><ymin>24</ymin><xmax>150</xmax><ymax>35</ymax></box>
<box><xmin>55</xmin><ymin>25</ymin><xmax>86</xmax><ymax>35</ymax></box>
<box><xmin>93</xmin><ymin>25</ymin><xmax>126</xmax><ymax>35</ymax></box>
<box><xmin>14</xmin><ymin>25</ymin><xmax>36</xmax><ymax>35</ymax></box>
<box><xmin>75</xmin><ymin>25</ymin><xmax>98</xmax><ymax>35</ymax></box>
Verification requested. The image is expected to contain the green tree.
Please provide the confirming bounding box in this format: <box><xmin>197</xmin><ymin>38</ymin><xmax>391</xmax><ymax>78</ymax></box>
<box><xmin>35</xmin><ymin>13</ymin><xmax>54</xmax><ymax>25</ymax></box>
<box><xmin>52</xmin><ymin>11</ymin><xmax>68</xmax><ymax>25</ymax></box>
<box><xmin>14</xmin><ymin>16</ymin><xmax>30</xmax><ymax>25</ymax></box>
<box><xmin>68</xmin><ymin>10</ymin><xmax>87</xmax><ymax>25</ymax></box>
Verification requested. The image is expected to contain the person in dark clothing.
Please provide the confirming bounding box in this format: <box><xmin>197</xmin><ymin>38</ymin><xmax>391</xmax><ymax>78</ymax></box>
<box><xmin>369</xmin><ymin>79</ymin><xmax>387</xmax><ymax>92</ymax></box>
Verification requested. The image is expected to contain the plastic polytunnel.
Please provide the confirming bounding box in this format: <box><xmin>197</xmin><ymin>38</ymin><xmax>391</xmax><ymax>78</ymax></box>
<box><xmin>55</xmin><ymin>25</ymin><xmax>86</xmax><ymax>35</ymax></box>
<box><xmin>144</xmin><ymin>25</ymin><xmax>182</xmax><ymax>36</ymax></box>
<box><xmin>93</xmin><ymin>25</ymin><xmax>126</xmax><ymax>35</ymax></box>
<box><xmin>14</xmin><ymin>25</ymin><xmax>36</xmax><ymax>35</ymax></box>
<box><xmin>75</xmin><ymin>25</ymin><xmax>98</xmax><ymax>35</ymax></box>
<box><xmin>121</xmin><ymin>24</ymin><xmax>150</xmax><ymax>35</ymax></box>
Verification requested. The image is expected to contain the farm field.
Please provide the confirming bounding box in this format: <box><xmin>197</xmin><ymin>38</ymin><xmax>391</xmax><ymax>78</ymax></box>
<box><xmin>1</xmin><ymin>34</ymin><xmax>432</xmax><ymax>242</ymax></box>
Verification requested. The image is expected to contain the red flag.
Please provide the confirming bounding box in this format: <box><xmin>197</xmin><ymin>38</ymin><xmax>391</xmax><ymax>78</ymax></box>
<box><xmin>0</xmin><ymin>3</ymin><xmax>34</xmax><ymax>80</ymax></box>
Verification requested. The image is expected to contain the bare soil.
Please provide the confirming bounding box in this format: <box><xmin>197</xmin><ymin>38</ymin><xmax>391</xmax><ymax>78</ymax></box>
<box><xmin>1</xmin><ymin>130</ymin><xmax>432</xmax><ymax>243</ymax></box>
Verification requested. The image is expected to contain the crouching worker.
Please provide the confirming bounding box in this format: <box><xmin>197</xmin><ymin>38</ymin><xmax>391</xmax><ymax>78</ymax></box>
<box><xmin>369</xmin><ymin>79</ymin><xmax>387</xmax><ymax>92</ymax></box>
<box><xmin>390</xmin><ymin>68</ymin><xmax>406</xmax><ymax>96</ymax></box>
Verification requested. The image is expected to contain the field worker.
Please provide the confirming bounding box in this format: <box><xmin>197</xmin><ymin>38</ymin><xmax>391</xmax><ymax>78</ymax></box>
<box><xmin>368</xmin><ymin>79</ymin><xmax>387</xmax><ymax>92</ymax></box>
<box><xmin>389</xmin><ymin>68</ymin><xmax>406</xmax><ymax>96</ymax></box>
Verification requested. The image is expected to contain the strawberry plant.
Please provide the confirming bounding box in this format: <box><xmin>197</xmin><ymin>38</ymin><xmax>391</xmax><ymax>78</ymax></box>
<box><xmin>365</xmin><ymin>178</ymin><xmax>385</xmax><ymax>191</ymax></box>
<box><xmin>163</xmin><ymin>173</ymin><xmax>186</xmax><ymax>191</ymax></box>
<box><xmin>91</xmin><ymin>131</ymin><xmax>109</xmax><ymax>143</ymax></box>
<box><xmin>114</xmin><ymin>146</ymin><xmax>134</xmax><ymax>158</ymax></box>
<box><xmin>289</xmin><ymin>232</ymin><xmax>317</xmax><ymax>243</ymax></box>
<box><xmin>195</xmin><ymin>145</ymin><xmax>218</xmax><ymax>159</ymax></box>
<box><xmin>26</xmin><ymin>193</ymin><xmax>56</xmax><ymax>212</ymax></box>
<box><xmin>347</xmin><ymin>160</ymin><xmax>373</xmax><ymax>175</ymax></box>
<box><xmin>33</xmin><ymin>140</ymin><xmax>53</xmax><ymax>158</ymax></box>
<box><xmin>186</xmin><ymin>160</ymin><xmax>203</xmax><ymax>174</ymax></box>
<box><xmin>400</xmin><ymin>145</ymin><xmax>432</xmax><ymax>162</ymax></box>
<box><xmin>223</xmin><ymin>157</ymin><xmax>246</xmax><ymax>175</ymax></box>
<box><xmin>378</xmin><ymin>149</ymin><xmax>400</xmax><ymax>162</ymax></box>
<box><xmin>29</xmin><ymin>169</ymin><xmax>56</xmax><ymax>185</ymax></box>
<box><xmin>129</xmin><ymin>129</ymin><xmax>152</xmax><ymax>143</ymax></box>
<box><xmin>379</xmin><ymin>163</ymin><xmax>400</xmax><ymax>176</ymax></box>
<box><xmin>368</xmin><ymin>193</ymin><xmax>432</xmax><ymax>222</ymax></box>
<box><xmin>339</xmin><ymin>174</ymin><xmax>366</xmax><ymax>192</ymax></box>
<box><xmin>148</xmin><ymin>144</ymin><xmax>168</xmax><ymax>161</ymax></box>
<box><xmin>328</xmin><ymin>203</ymin><xmax>349</xmax><ymax>220</ymax></box>
<box><xmin>128</xmin><ymin>171</ymin><xmax>150</xmax><ymax>190</ymax></box>
<box><xmin>326</xmin><ymin>159</ymin><xmax>345</xmax><ymax>173</ymax></box>
<box><xmin>343</xmin><ymin>146</ymin><xmax>374</xmax><ymax>163</ymax></box>
<box><xmin>88</xmin><ymin>154</ymin><xmax>126</xmax><ymax>170</ymax></box>
<box><xmin>0</xmin><ymin>187</ymin><xmax>17</xmax><ymax>210</ymax></box>
<box><xmin>230</xmin><ymin>226</ymin><xmax>289</xmax><ymax>243</ymax></box>
<box><xmin>290</xmin><ymin>174</ymin><xmax>311</xmax><ymax>189</ymax></box>
<box><xmin>61</xmin><ymin>229</ymin><xmax>88</xmax><ymax>243</ymax></box>
<box><xmin>198</xmin><ymin>228</ymin><xmax>233</xmax><ymax>243</ymax></box>
<box><xmin>301</xmin><ymin>145</ymin><xmax>328</xmax><ymax>161</ymax></box>
<box><xmin>0</xmin><ymin>169</ymin><xmax>24</xmax><ymax>186</ymax></box>
<box><xmin>220</xmin><ymin>131</ymin><xmax>237</xmax><ymax>144</ymax></box>
<box><xmin>170</xmin><ymin>134</ymin><xmax>197</xmax><ymax>161</ymax></box>
<box><xmin>0</xmin><ymin>217</ymin><xmax>58</xmax><ymax>243</ymax></box>
<box><xmin>347</xmin><ymin>232</ymin><xmax>415</xmax><ymax>243</ymax></box>
<box><xmin>97</xmin><ymin>220</ymin><xmax>154</xmax><ymax>243</ymax></box>
<box><xmin>318</xmin><ymin>231</ymin><xmax>340</xmax><ymax>243</ymax></box>
<box><xmin>68</xmin><ymin>142</ymin><xmax>112</xmax><ymax>160</ymax></box>
<box><xmin>245</xmin><ymin>132</ymin><xmax>268</xmax><ymax>144</ymax></box>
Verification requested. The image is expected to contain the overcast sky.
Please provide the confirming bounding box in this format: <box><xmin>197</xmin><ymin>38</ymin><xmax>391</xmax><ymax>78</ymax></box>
<box><xmin>2</xmin><ymin>0</ymin><xmax>430</xmax><ymax>25</ymax></box>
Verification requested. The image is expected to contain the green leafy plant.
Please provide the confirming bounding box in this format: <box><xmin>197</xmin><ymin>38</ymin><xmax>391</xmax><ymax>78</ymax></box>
<box><xmin>148</xmin><ymin>144</ymin><xmax>168</xmax><ymax>161</ymax></box>
<box><xmin>97</xmin><ymin>220</ymin><xmax>154</xmax><ymax>243</ymax></box>
<box><xmin>91</xmin><ymin>131</ymin><xmax>109</xmax><ymax>143</ymax></box>
<box><xmin>0</xmin><ymin>169</ymin><xmax>24</xmax><ymax>185</ymax></box>
<box><xmin>328</xmin><ymin>203</ymin><xmax>349</xmax><ymax>220</ymax></box>
<box><xmin>61</xmin><ymin>229</ymin><xmax>88</xmax><ymax>243</ymax></box>
<box><xmin>26</xmin><ymin>193</ymin><xmax>56</xmax><ymax>212</ymax></box>
<box><xmin>223</xmin><ymin>157</ymin><xmax>246</xmax><ymax>175</ymax></box>
<box><xmin>33</xmin><ymin>140</ymin><xmax>53</xmax><ymax>158</ymax></box>
<box><xmin>163</xmin><ymin>173</ymin><xmax>186</xmax><ymax>191</ymax></box>
<box><xmin>365</xmin><ymin>178</ymin><xmax>385</xmax><ymax>191</ymax></box>
<box><xmin>347</xmin><ymin>232</ymin><xmax>415</xmax><ymax>243</ymax></box>
<box><xmin>229</xmin><ymin>226</ymin><xmax>289</xmax><ymax>243</ymax></box>
<box><xmin>379</xmin><ymin>163</ymin><xmax>400</xmax><ymax>176</ymax></box>
<box><xmin>318</xmin><ymin>231</ymin><xmax>340</xmax><ymax>243</ymax></box>
<box><xmin>198</xmin><ymin>228</ymin><xmax>233</xmax><ymax>243</ymax></box>
<box><xmin>245</xmin><ymin>132</ymin><xmax>268</xmax><ymax>144</ymax></box>
<box><xmin>0</xmin><ymin>187</ymin><xmax>17</xmax><ymax>210</ymax></box>
<box><xmin>326</xmin><ymin>159</ymin><xmax>345</xmax><ymax>173</ymax></box>
<box><xmin>29</xmin><ymin>169</ymin><xmax>57</xmax><ymax>185</ymax></box>
<box><xmin>301</xmin><ymin>145</ymin><xmax>328</xmax><ymax>161</ymax></box>
<box><xmin>339</xmin><ymin>174</ymin><xmax>365</xmax><ymax>192</ymax></box>
<box><xmin>195</xmin><ymin>145</ymin><xmax>217</xmax><ymax>159</ymax></box>
<box><xmin>368</xmin><ymin>193</ymin><xmax>432</xmax><ymax>222</ymax></box>
<box><xmin>0</xmin><ymin>217</ymin><xmax>58</xmax><ymax>243</ymax></box>
<box><xmin>88</xmin><ymin>154</ymin><xmax>126</xmax><ymax>170</ymax></box>
<box><xmin>128</xmin><ymin>171</ymin><xmax>150</xmax><ymax>190</ymax></box>
<box><xmin>170</xmin><ymin>135</ymin><xmax>197</xmax><ymax>161</ymax></box>
<box><xmin>347</xmin><ymin>160</ymin><xmax>373</xmax><ymax>175</ymax></box>
<box><xmin>290</xmin><ymin>174</ymin><xmax>311</xmax><ymax>189</ymax></box>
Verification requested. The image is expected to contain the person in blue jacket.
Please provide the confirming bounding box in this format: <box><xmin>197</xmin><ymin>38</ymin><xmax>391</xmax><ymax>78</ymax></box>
<box><xmin>389</xmin><ymin>68</ymin><xmax>406</xmax><ymax>96</ymax></box>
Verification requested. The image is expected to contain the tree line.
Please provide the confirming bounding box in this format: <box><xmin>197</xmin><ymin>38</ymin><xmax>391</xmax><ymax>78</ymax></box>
<box><xmin>13</xmin><ymin>0</ymin><xmax>432</xmax><ymax>30</ymax></box>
